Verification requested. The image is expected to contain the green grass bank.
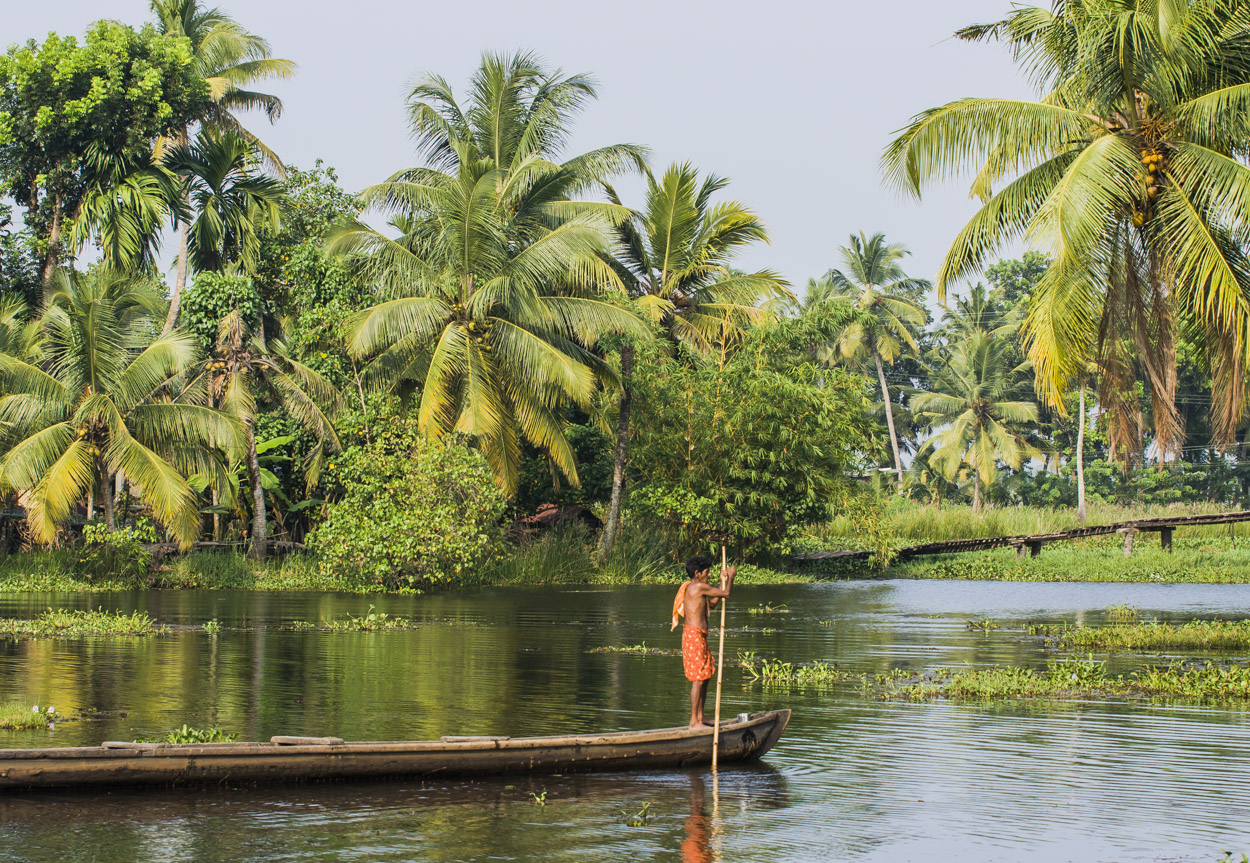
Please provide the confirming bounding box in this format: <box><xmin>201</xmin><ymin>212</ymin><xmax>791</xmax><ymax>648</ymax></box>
<box><xmin>4</xmin><ymin>501</ymin><xmax>1250</xmax><ymax>592</ymax></box>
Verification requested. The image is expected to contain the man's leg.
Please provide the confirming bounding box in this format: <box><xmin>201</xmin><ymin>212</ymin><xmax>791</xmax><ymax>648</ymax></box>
<box><xmin>695</xmin><ymin>679</ymin><xmax>710</xmax><ymax>726</ymax></box>
<box><xmin>689</xmin><ymin>679</ymin><xmax>702</xmax><ymax>727</ymax></box>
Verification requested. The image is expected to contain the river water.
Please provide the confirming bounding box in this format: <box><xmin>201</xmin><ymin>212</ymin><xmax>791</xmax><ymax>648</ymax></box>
<box><xmin>0</xmin><ymin>580</ymin><xmax>1248</xmax><ymax>862</ymax></box>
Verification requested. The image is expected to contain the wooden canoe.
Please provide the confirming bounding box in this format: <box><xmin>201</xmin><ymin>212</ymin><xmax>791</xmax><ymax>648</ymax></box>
<box><xmin>0</xmin><ymin>709</ymin><xmax>790</xmax><ymax>790</ymax></box>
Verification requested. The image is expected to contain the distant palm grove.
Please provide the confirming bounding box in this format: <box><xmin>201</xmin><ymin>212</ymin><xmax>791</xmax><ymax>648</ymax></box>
<box><xmin>3</xmin><ymin>0</ymin><xmax>1250</xmax><ymax>588</ymax></box>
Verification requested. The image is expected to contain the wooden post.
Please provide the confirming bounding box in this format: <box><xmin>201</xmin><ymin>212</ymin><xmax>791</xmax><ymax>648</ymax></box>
<box><xmin>1161</xmin><ymin>527</ymin><xmax>1173</xmax><ymax>553</ymax></box>
<box><xmin>1027</xmin><ymin>540</ymin><xmax>1043</xmax><ymax>558</ymax></box>
<box><xmin>1119</xmin><ymin>528</ymin><xmax>1137</xmax><ymax>558</ymax></box>
<box><xmin>1013</xmin><ymin>542</ymin><xmax>1027</xmax><ymax>560</ymax></box>
<box><xmin>711</xmin><ymin>547</ymin><xmax>727</xmax><ymax>773</ymax></box>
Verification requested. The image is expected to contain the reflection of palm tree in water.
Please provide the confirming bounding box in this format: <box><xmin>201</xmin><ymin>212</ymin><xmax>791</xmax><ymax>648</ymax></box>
<box><xmin>682</xmin><ymin>773</ymin><xmax>713</xmax><ymax>863</ymax></box>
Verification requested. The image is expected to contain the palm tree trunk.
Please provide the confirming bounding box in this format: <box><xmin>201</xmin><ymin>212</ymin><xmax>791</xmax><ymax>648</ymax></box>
<box><xmin>874</xmin><ymin>354</ymin><xmax>904</xmax><ymax>493</ymax></box>
<box><xmin>245</xmin><ymin>422</ymin><xmax>267</xmax><ymax>563</ymax></box>
<box><xmin>1076</xmin><ymin>384</ymin><xmax>1088</xmax><ymax>524</ymax></box>
<box><xmin>100</xmin><ymin>469</ymin><xmax>116</xmax><ymax>531</ymax></box>
<box><xmin>598</xmin><ymin>343</ymin><xmax>633</xmax><ymax>560</ymax></box>
<box><xmin>162</xmin><ymin>219</ymin><xmax>190</xmax><ymax>336</ymax></box>
<box><xmin>972</xmin><ymin>475</ymin><xmax>982</xmax><ymax>513</ymax></box>
<box><xmin>211</xmin><ymin>489</ymin><xmax>221</xmax><ymax>542</ymax></box>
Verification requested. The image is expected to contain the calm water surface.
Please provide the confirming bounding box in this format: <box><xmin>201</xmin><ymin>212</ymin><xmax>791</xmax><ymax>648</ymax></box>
<box><xmin>0</xmin><ymin>579</ymin><xmax>1248</xmax><ymax>862</ymax></box>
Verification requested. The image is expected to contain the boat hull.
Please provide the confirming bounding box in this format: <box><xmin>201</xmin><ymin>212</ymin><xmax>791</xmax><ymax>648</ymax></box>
<box><xmin>0</xmin><ymin>709</ymin><xmax>790</xmax><ymax>790</ymax></box>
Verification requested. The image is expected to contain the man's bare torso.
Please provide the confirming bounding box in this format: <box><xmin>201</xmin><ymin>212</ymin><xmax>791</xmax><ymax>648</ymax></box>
<box><xmin>682</xmin><ymin>580</ymin><xmax>715</xmax><ymax>631</ymax></box>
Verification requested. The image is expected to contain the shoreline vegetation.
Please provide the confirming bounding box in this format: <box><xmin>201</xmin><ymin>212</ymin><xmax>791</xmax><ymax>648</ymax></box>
<box><xmin>6</xmin><ymin>502</ymin><xmax>1250</xmax><ymax>592</ymax></box>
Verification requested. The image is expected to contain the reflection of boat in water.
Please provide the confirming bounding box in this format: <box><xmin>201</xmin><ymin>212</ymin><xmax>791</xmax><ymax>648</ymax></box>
<box><xmin>0</xmin><ymin>710</ymin><xmax>790</xmax><ymax>790</ymax></box>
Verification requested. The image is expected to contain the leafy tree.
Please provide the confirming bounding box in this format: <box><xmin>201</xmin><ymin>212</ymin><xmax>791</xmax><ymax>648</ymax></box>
<box><xmin>0</xmin><ymin>22</ymin><xmax>207</xmax><ymax>283</ymax></box>
<box><xmin>0</xmin><ymin>203</ymin><xmax>38</xmax><ymax>307</ymax></box>
<box><xmin>331</xmin><ymin>52</ymin><xmax>648</xmax><ymax>495</ymax></box>
<box><xmin>404</xmin><ymin>50</ymin><xmax>645</xmax><ymax>183</ymax></box>
<box><xmin>597</xmin><ymin>162</ymin><xmax>789</xmax><ymax>555</ymax></box>
<box><xmin>913</xmin><ymin>331</ymin><xmax>1040</xmax><ymax>512</ymax></box>
<box><xmin>884</xmin><ymin>0</ymin><xmax>1250</xmax><ymax>463</ymax></box>
<box><xmin>308</xmin><ymin>406</ymin><xmax>507</xmax><ymax>589</ymax></box>
<box><xmin>193</xmin><ymin>305</ymin><xmax>340</xmax><ymax>561</ymax></box>
<box><xmin>252</xmin><ymin>161</ymin><xmax>365</xmax><ymax>397</ymax></box>
<box><xmin>823</xmin><ymin>232</ymin><xmax>930</xmax><ymax>493</ymax></box>
<box><xmin>0</xmin><ymin>269</ymin><xmax>237</xmax><ymax>545</ymax></box>
<box><xmin>904</xmin><ymin>445</ymin><xmax>962</xmax><ymax>508</ymax></box>
<box><xmin>150</xmin><ymin>0</ymin><xmax>295</xmax><ymax>333</ymax></box>
<box><xmin>984</xmin><ymin>251</ymin><xmax>1048</xmax><ymax>307</ymax></box>
<box><xmin>166</xmin><ymin>130</ymin><xmax>283</xmax><ymax>275</ymax></box>
<box><xmin>628</xmin><ymin>308</ymin><xmax>880</xmax><ymax>555</ymax></box>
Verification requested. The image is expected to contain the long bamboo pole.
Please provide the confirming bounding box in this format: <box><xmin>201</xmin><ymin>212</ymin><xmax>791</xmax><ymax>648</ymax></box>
<box><xmin>711</xmin><ymin>545</ymin><xmax>727</xmax><ymax>772</ymax></box>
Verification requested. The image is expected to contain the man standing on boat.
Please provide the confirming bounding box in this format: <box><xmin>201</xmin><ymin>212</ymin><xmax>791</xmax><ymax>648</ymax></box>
<box><xmin>672</xmin><ymin>556</ymin><xmax>736</xmax><ymax>728</ymax></box>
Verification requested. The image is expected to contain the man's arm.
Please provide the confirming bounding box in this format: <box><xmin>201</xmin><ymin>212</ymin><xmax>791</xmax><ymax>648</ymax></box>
<box><xmin>705</xmin><ymin>566</ymin><xmax>737</xmax><ymax>600</ymax></box>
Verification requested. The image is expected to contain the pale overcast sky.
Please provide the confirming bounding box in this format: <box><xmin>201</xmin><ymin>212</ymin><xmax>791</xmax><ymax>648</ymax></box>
<box><xmin>7</xmin><ymin>1</ymin><xmax>1033</xmax><ymax>298</ymax></box>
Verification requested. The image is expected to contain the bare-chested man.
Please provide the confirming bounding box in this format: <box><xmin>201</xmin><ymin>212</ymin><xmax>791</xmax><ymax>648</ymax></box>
<box><xmin>671</xmin><ymin>555</ymin><xmax>736</xmax><ymax>728</ymax></box>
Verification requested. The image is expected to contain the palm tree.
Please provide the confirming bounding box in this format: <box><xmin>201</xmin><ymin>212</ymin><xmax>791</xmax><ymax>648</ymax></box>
<box><xmin>912</xmin><ymin>331</ymin><xmax>1040</xmax><ymax>512</ymax></box>
<box><xmin>330</xmin><ymin>52</ymin><xmax>649</xmax><ymax>496</ymax></box>
<box><xmin>596</xmin><ymin>162</ymin><xmax>789</xmax><ymax>555</ymax></box>
<box><xmin>0</xmin><ymin>269</ymin><xmax>237</xmax><ymax>545</ymax></box>
<box><xmin>823</xmin><ymin>232</ymin><xmax>930</xmax><ymax>492</ymax></box>
<box><xmin>69</xmin><ymin>147</ymin><xmax>185</xmax><ymax>275</ymax></box>
<box><xmin>151</xmin><ymin>0</ymin><xmax>295</xmax><ymax>334</ymax></box>
<box><xmin>194</xmin><ymin>311</ymin><xmax>340</xmax><ymax>561</ymax></box>
<box><xmin>166</xmin><ymin>131</ymin><xmax>284</xmax><ymax>275</ymax></box>
<box><xmin>884</xmin><ymin>0</ymin><xmax>1250</xmax><ymax>463</ymax></box>
<box><xmin>938</xmin><ymin>282</ymin><xmax>1021</xmax><ymax>344</ymax></box>
<box><xmin>405</xmin><ymin>51</ymin><xmax>646</xmax><ymax>185</ymax></box>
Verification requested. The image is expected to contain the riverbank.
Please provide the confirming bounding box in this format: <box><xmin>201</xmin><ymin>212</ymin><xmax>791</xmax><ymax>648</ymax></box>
<box><xmin>0</xmin><ymin>551</ymin><xmax>349</xmax><ymax>592</ymax></box>
<box><xmin>4</xmin><ymin>514</ymin><xmax>1250</xmax><ymax>592</ymax></box>
<box><xmin>877</xmin><ymin>537</ymin><xmax>1250</xmax><ymax>583</ymax></box>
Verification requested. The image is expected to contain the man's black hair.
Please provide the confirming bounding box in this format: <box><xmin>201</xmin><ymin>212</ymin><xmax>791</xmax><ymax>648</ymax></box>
<box><xmin>686</xmin><ymin>556</ymin><xmax>714</xmax><ymax>579</ymax></box>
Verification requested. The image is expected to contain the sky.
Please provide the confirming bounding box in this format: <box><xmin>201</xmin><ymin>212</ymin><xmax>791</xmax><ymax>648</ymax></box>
<box><xmin>7</xmin><ymin>0</ymin><xmax>1035</xmax><ymax>299</ymax></box>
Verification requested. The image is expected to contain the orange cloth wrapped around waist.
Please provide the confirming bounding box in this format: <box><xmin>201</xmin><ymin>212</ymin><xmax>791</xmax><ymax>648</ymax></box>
<box><xmin>682</xmin><ymin>624</ymin><xmax>714</xmax><ymax>682</ymax></box>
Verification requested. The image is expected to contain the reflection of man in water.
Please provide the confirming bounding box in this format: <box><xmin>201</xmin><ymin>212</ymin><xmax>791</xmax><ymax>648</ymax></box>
<box><xmin>683</xmin><ymin>773</ymin><xmax>712</xmax><ymax>863</ymax></box>
<box><xmin>671</xmin><ymin>556</ymin><xmax>736</xmax><ymax>728</ymax></box>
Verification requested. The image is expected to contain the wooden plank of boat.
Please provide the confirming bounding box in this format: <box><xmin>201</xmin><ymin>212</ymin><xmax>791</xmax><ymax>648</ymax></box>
<box><xmin>0</xmin><ymin>709</ymin><xmax>790</xmax><ymax>790</ymax></box>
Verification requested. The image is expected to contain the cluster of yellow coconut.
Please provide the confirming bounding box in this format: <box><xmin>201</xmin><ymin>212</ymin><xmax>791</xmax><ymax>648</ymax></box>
<box><xmin>466</xmin><ymin>319</ymin><xmax>493</xmax><ymax>351</ymax></box>
<box><xmin>1142</xmin><ymin>149</ymin><xmax>1165</xmax><ymax>198</ymax></box>
<box><xmin>204</xmin><ymin>360</ymin><xmax>230</xmax><ymax>371</ymax></box>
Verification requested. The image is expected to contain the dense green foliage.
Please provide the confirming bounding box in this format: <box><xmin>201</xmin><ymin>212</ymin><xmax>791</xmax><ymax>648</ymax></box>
<box><xmin>8</xmin><ymin>3</ymin><xmax>1250</xmax><ymax>590</ymax></box>
<box><xmin>628</xmin><ymin>311</ymin><xmax>879</xmax><ymax>554</ymax></box>
<box><xmin>0</xmin><ymin>21</ymin><xmax>207</xmax><ymax>278</ymax></box>
<box><xmin>179</xmin><ymin>272</ymin><xmax>263</xmax><ymax>350</ymax></box>
<box><xmin>308</xmin><ymin>407</ymin><xmax>508</xmax><ymax>589</ymax></box>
